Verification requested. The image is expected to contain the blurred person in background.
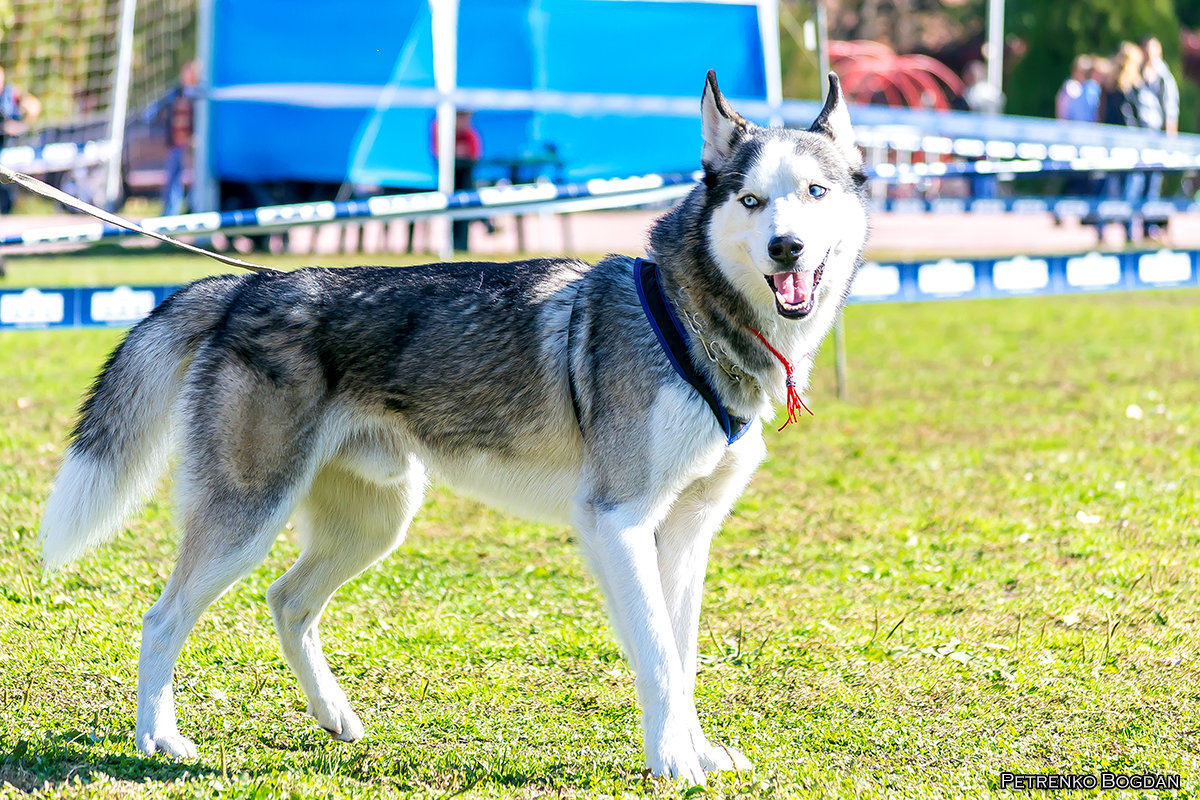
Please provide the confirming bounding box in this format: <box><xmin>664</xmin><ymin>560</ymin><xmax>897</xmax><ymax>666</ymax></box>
<box><xmin>1056</xmin><ymin>54</ymin><xmax>1098</xmax><ymax>197</ymax></box>
<box><xmin>1099</xmin><ymin>43</ymin><xmax>1149</xmax><ymax>242</ymax></box>
<box><xmin>1141</xmin><ymin>36</ymin><xmax>1178</xmax><ymax>136</ymax></box>
<box><xmin>144</xmin><ymin>61</ymin><xmax>198</xmax><ymax>216</ymax></box>
<box><xmin>962</xmin><ymin>60</ymin><xmax>1005</xmax><ymax>115</ymax></box>
<box><xmin>1140</xmin><ymin>35</ymin><xmax>1178</xmax><ymax>241</ymax></box>
<box><xmin>960</xmin><ymin>60</ymin><xmax>1004</xmax><ymax>199</ymax></box>
<box><xmin>0</xmin><ymin>66</ymin><xmax>41</xmax><ymax>214</ymax></box>
<box><xmin>1056</xmin><ymin>55</ymin><xmax>1097</xmax><ymax>123</ymax></box>
<box><xmin>1082</xmin><ymin>57</ymin><xmax>1103</xmax><ymax>121</ymax></box>
<box><xmin>431</xmin><ymin>109</ymin><xmax>482</xmax><ymax>252</ymax></box>
<box><xmin>165</xmin><ymin>61</ymin><xmax>198</xmax><ymax>216</ymax></box>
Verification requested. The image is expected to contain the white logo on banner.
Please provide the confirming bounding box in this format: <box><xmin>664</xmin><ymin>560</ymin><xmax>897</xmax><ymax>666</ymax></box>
<box><xmin>0</xmin><ymin>288</ymin><xmax>65</xmax><ymax>325</ymax></box>
<box><xmin>970</xmin><ymin>199</ymin><xmax>1005</xmax><ymax>214</ymax></box>
<box><xmin>148</xmin><ymin>212</ymin><xmax>222</xmax><ymax>234</ymax></box>
<box><xmin>1065</xmin><ymin>252</ymin><xmax>1121</xmax><ymax>287</ymax></box>
<box><xmin>477</xmin><ymin>183</ymin><xmax>558</xmax><ymax>206</ymax></box>
<box><xmin>366</xmin><ymin>192</ymin><xmax>449</xmax><ymax>217</ymax></box>
<box><xmin>1012</xmin><ymin>199</ymin><xmax>1048</xmax><ymax>215</ymax></box>
<box><xmin>917</xmin><ymin>259</ymin><xmax>975</xmax><ymax>296</ymax></box>
<box><xmin>993</xmin><ymin>255</ymin><xmax>1049</xmax><ymax>292</ymax></box>
<box><xmin>1053</xmin><ymin>200</ymin><xmax>1089</xmax><ymax>218</ymax></box>
<box><xmin>851</xmin><ymin>263</ymin><xmax>901</xmax><ymax>298</ymax></box>
<box><xmin>22</xmin><ymin>223</ymin><xmax>104</xmax><ymax>244</ymax></box>
<box><xmin>586</xmin><ymin>175</ymin><xmax>663</xmax><ymax>195</ymax></box>
<box><xmin>90</xmin><ymin>286</ymin><xmax>155</xmax><ymax>324</ymax></box>
<box><xmin>891</xmin><ymin>198</ymin><xmax>925</xmax><ymax>214</ymax></box>
<box><xmin>256</xmin><ymin>201</ymin><xmax>335</xmax><ymax>226</ymax></box>
<box><xmin>1138</xmin><ymin>250</ymin><xmax>1191</xmax><ymax>285</ymax></box>
<box><xmin>930</xmin><ymin>198</ymin><xmax>966</xmax><ymax>214</ymax></box>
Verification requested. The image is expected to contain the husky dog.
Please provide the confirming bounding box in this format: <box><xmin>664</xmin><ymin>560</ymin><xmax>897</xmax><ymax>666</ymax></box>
<box><xmin>40</xmin><ymin>71</ymin><xmax>868</xmax><ymax>783</ymax></box>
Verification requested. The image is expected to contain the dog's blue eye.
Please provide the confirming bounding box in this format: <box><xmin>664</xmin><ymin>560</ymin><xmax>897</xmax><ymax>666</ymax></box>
<box><xmin>739</xmin><ymin>195</ymin><xmax>760</xmax><ymax>209</ymax></box>
<box><xmin>809</xmin><ymin>184</ymin><xmax>828</xmax><ymax>199</ymax></box>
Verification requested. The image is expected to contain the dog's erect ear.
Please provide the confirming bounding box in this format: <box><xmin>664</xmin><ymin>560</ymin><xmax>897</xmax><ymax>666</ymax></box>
<box><xmin>808</xmin><ymin>73</ymin><xmax>862</xmax><ymax>169</ymax></box>
<box><xmin>701</xmin><ymin>69</ymin><xmax>750</xmax><ymax>170</ymax></box>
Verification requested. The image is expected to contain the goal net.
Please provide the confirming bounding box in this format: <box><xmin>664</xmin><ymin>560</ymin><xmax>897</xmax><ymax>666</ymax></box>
<box><xmin>0</xmin><ymin>0</ymin><xmax>196</xmax><ymax>201</ymax></box>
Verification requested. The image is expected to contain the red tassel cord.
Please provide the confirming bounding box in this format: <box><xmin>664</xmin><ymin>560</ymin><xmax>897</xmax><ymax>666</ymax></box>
<box><xmin>750</xmin><ymin>328</ymin><xmax>813</xmax><ymax>430</ymax></box>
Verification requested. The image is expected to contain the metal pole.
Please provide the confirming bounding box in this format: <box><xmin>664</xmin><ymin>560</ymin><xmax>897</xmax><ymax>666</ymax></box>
<box><xmin>985</xmin><ymin>0</ymin><xmax>1005</xmax><ymax>100</ymax></box>
<box><xmin>817</xmin><ymin>1</ymin><xmax>848</xmax><ymax>401</ymax></box>
<box><xmin>757</xmin><ymin>0</ymin><xmax>783</xmax><ymax>127</ymax></box>
<box><xmin>833</xmin><ymin>318</ymin><xmax>848</xmax><ymax>401</ymax></box>
<box><xmin>194</xmin><ymin>0</ymin><xmax>216</xmax><ymax>213</ymax></box>
<box><xmin>431</xmin><ymin>0</ymin><xmax>459</xmax><ymax>259</ymax></box>
<box><xmin>816</xmin><ymin>0</ymin><xmax>830</xmax><ymax>84</ymax></box>
<box><xmin>104</xmin><ymin>0</ymin><xmax>137</xmax><ymax>210</ymax></box>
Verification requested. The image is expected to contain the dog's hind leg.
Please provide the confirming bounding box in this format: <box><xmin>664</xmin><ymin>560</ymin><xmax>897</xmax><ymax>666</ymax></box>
<box><xmin>136</xmin><ymin>353</ymin><xmax>331</xmax><ymax>760</ymax></box>
<box><xmin>656</xmin><ymin>430</ymin><xmax>765</xmax><ymax>774</ymax></box>
<box><xmin>136</xmin><ymin>488</ymin><xmax>295</xmax><ymax>758</ymax></box>
<box><xmin>267</xmin><ymin>455</ymin><xmax>425</xmax><ymax>742</ymax></box>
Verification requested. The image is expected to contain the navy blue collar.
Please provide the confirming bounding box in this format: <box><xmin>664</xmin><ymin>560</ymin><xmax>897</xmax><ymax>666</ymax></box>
<box><xmin>633</xmin><ymin>257</ymin><xmax>753</xmax><ymax>445</ymax></box>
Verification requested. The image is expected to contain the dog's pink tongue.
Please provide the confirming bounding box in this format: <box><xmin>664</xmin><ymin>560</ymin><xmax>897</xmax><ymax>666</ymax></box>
<box><xmin>772</xmin><ymin>271</ymin><xmax>815</xmax><ymax>306</ymax></box>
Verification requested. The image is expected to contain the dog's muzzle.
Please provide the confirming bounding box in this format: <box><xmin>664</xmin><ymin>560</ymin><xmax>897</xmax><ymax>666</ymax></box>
<box><xmin>766</xmin><ymin>250</ymin><xmax>828</xmax><ymax>319</ymax></box>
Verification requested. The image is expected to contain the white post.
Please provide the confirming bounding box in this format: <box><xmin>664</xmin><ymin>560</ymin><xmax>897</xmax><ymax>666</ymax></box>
<box><xmin>816</xmin><ymin>0</ymin><xmax>831</xmax><ymax>90</ymax></box>
<box><xmin>986</xmin><ymin>0</ymin><xmax>1005</xmax><ymax>101</ymax></box>
<box><xmin>104</xmin><ymin>0</ymin><xmax>137</xmax><ymax>210</ymax></box>
<box><xmin>757</xmin><ymin>0</ymin><xmax>783</xmax><ymax>127</ymax></box>
<box><xmin>817</xmin><ymin>1</ymin><xmax>847</xmax><ymax>400</ymax></box>
<box><xmin>193</xmin><ymin>0</ymin><xmax>217</xmax><ymax>212</ymax></box>
<box><xmin>193</xmin><ymin>0</ymin><xmax>217</xmax><ymax>213</ymax></box>
<box><xmin>431</xmin><ymin>0</ymin><xmax>459</xmax><ymax>259</ymax></box>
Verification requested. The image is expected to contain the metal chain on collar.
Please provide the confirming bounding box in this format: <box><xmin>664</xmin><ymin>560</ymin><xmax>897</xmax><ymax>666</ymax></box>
<box><xmin>677</xmin><ymin>288</ymin><xmax>746</xmax><ymax>383</ymax></box>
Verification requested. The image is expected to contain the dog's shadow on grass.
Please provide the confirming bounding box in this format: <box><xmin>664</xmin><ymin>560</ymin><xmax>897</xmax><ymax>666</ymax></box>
<box><xmin>0</xmin><ymin>732</ymin><xmax>216</xmax><ymax>792</ymax></box>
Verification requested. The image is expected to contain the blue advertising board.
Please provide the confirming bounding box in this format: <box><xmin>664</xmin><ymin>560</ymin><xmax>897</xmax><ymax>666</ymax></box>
<box><xmin>208</xmin><ymin>0</ymin><xmax>768</xmax><ymax>189</ymax></box>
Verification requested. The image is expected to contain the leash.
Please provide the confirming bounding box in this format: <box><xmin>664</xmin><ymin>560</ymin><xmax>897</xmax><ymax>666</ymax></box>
<box><xmin>0</xmin><ymin>163</ymin><xmax>279</xmax><ymax>274</ymax></box>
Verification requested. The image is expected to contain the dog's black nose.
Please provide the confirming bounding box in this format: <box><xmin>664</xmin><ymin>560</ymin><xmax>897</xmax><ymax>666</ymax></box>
<box><xmin>767</xmin><ymin>235</ymin><xmax>804</xmax><ymax>265</ymax></box>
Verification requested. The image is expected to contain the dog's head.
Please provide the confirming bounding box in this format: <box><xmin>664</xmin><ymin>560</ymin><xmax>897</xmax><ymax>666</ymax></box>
<box><xmin>700</xmin><ymin>71</ymin><xmax>868</xmax><ymax>321</ymax></box>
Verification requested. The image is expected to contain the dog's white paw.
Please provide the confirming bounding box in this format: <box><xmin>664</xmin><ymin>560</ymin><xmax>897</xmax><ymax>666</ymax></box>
<box><xmin>308</xmin><ymin>699</ymin><xmax>364</xmax><ymax>742</ymax></box>
<box><xmin>137</xmin><ymin>729</ymin><xmax>198</xmax><ymax>759</ymax></box>
<box><xmin>646</xmin><ymin>726</ymin><xmax>707</xmax><ymax>785</ymax></box>
<box><xmin>697</xmin><ymin>740</ymin><xmax>752</xmax><ymax>773</ymax></box>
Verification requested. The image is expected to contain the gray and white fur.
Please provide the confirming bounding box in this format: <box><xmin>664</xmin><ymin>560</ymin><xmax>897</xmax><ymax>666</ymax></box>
<box><xmin>40</xmin><ymin>71</ymin><xmax>869</xmax><ymax>783</ymax></box>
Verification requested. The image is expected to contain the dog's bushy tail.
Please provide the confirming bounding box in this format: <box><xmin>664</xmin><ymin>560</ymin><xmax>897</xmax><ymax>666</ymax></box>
<box><xmin>40</xmin><ymin>275</ymin><xmax>245</xmax><ymax>569</ymax></box>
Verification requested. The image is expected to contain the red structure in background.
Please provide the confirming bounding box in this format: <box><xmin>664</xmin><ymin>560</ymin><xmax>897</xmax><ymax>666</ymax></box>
<box><xmin>830</xmin><ymin>40</ymin><xmax>965</xmax><ymax>110</ymax></box>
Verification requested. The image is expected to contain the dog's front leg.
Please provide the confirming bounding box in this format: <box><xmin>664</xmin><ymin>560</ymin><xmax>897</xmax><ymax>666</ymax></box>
<box><xmin>657</xmin><ymin>431</ymin><xmax>764</xmax><ymax>774</ymax></box>
<box><xmin>657</xmin><ymin>499</ymin><xmax>754</xmax><ymax>775</ymax></box>
<box><xmin>575</xmin><ymin>499</ymin><xmax>707</xmax><ymax>784</ymax></box>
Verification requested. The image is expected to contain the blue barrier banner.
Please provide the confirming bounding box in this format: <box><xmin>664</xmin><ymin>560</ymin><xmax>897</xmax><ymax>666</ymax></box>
<box><xmin>0</xmin><ymin>286</ymin><xmax>179</xmax><ymax>330</ymax></box>
<box><xmin>850</xmin><ymin>249</ymin><xmax>1199</xmax><ymax>304</ymax></box>
<box><xmin>3</xmin><ymin>249</ymin><xmax>1196</xmax><ymax>332</ymax></box>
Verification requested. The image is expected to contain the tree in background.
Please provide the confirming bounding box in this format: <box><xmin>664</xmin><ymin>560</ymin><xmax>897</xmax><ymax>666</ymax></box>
<box><xmin>779</xmin><ymin>0</ymin><xmax>823</xmax><ymax>98</ymax></box>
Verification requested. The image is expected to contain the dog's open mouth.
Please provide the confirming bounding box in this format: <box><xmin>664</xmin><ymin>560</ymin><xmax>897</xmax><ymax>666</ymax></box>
<box><xmin>766</xmin><ymin>252</ymin><xmax>827</xmax><ymax>319</ymax></box>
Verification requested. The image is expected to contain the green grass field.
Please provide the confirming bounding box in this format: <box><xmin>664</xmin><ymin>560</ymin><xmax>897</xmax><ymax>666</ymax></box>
<box><xmin>0</xmin><ymin>253</ymin><xmax>1198</xmax><ymax>798</ymax></box>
